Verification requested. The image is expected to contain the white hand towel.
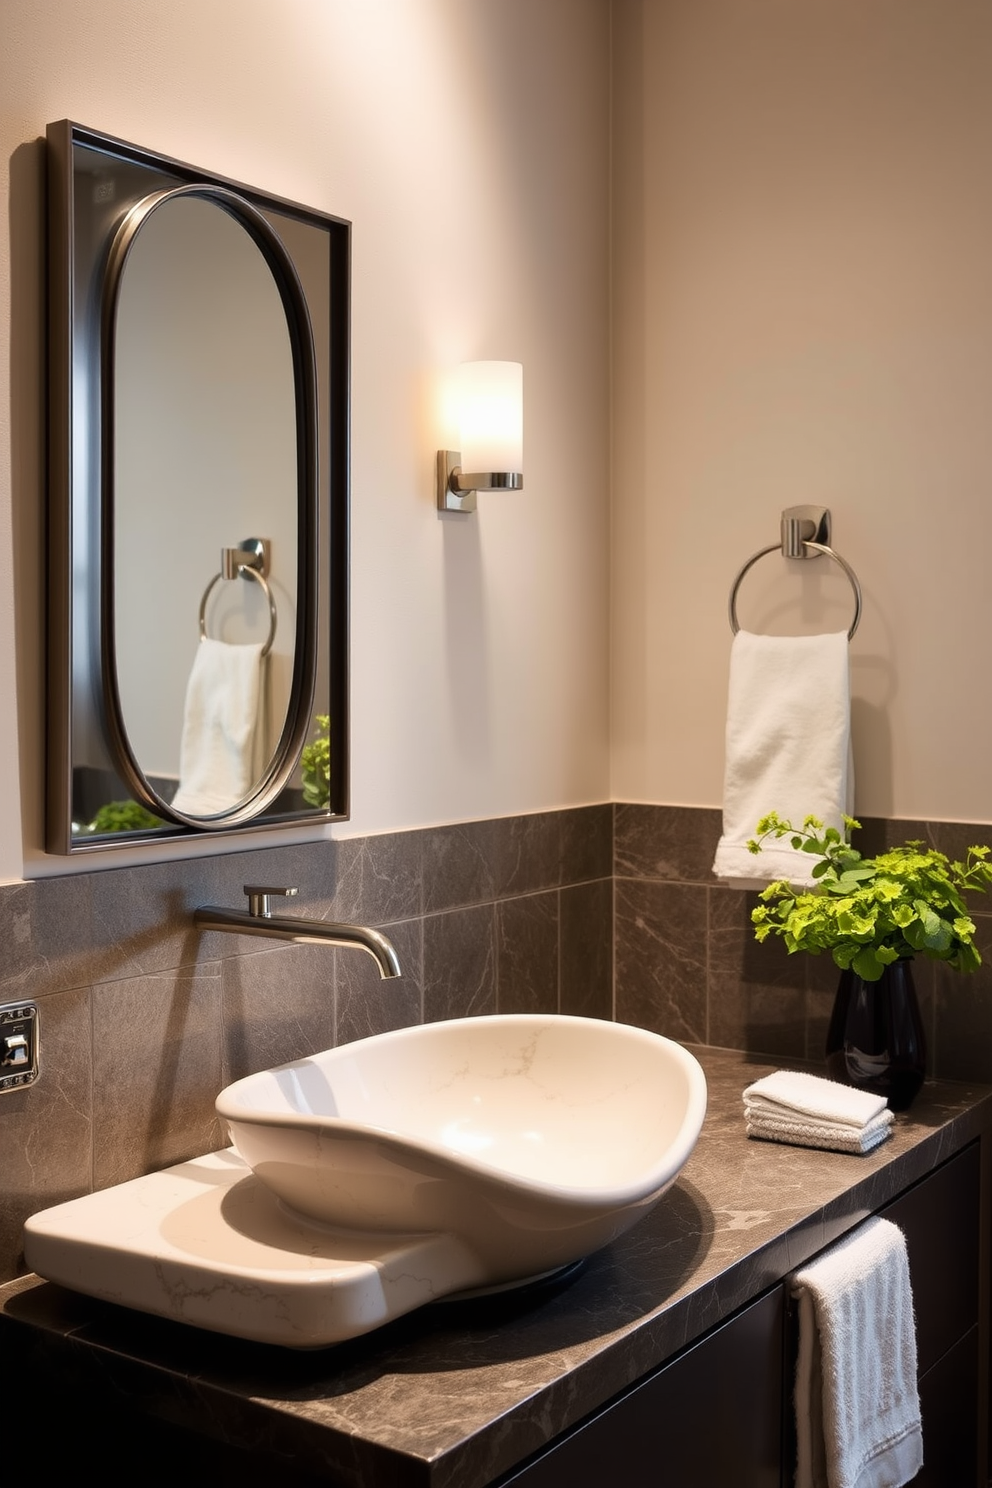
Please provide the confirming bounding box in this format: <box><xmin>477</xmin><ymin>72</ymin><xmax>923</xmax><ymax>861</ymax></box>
<box><xmin>792</xmin><ymin>1217</ymin><xmax>923</xmax><ymax>1488</ymax></box>
<box><xmin>171</xmin><ymin>638</ymin><xmax>263</xmax><ymax>816</ymax></box>
<box><xmin>746</xmin><ymin>1109</ymin><xmax>893</xmax><ymax>1155</ymax></box>
<box><xmin>712</xmin><ymin>629</ymin><xmax>853</xmax><ymax>887</ymax></box>
<box><xmin>744</xmin><ymin>1071</ymin><xmax>888</xmax><ymax>1128</ymax></box>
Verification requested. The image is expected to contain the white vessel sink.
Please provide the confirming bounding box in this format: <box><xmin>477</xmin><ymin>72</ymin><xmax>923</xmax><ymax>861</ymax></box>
<box><xmin>24</xmin><ymin>1015</ymin><xmax>706</xmax><ymax>1348</ymax></box>
<box><xmin>216</xmin><ymin>1013</ymin><xmax>708</xmax><ymax>1285</ymax></box>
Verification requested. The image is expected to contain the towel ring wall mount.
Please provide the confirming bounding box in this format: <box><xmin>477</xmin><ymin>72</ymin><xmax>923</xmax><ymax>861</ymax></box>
<box><xmin>198</xmin><ymin>536</ymin><xmax>277</xmax><ymax>657</ymax></box>
<box><xmin>728</xmin><ymin>506</ymin><xmax>862</xmax><ymax>641</ymax></box>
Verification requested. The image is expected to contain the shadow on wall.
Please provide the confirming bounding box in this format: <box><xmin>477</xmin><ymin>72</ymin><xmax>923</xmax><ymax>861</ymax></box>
<box><xmin>849</xmin><ymin>692</ymin><xmax>894</xmax><ymax>821</ymax></box>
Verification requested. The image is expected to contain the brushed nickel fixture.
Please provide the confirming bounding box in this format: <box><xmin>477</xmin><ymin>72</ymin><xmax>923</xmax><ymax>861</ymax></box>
<box><xmin>437</xmin><ymin>360</ymin><xmax>524</xmax><ymax>513</ymax></box>
<box><xmin>728</xmin><ymin>506</ymin><xmax>863</xmax><ymax>640</ymax></box>
<box><xmin>198</xmin><ymin>538</ymin><xmax>277</xmax><ymax>657</ymax></box>
<box><xmin>194</xmin><ymin>886</ymin><xmax>402</xmax><ymax>979</ymax></box>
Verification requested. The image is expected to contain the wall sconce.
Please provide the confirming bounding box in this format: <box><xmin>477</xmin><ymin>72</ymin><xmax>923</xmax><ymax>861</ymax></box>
<box><xmin>437</xmin><ymin>361</ymin><xmax>523</xmax><ymax>513</ymax></box>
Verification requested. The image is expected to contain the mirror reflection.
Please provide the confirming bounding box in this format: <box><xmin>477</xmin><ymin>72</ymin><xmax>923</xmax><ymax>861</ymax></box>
<box><xmin>114</xmin><ymin>194</ymin><xmax>298</xmax><ymax>815</ymax></box>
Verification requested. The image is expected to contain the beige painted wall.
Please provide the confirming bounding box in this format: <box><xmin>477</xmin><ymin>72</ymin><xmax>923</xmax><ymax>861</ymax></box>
<box><xmin>5</xmin><ymin>0</ymin><xmax>987</xmax><ymax>882</ymax></box>
<box><xmin>1</xmin><ymin>0</ymin><xmax>611</xmax><ymax>880</ymax></box>
<box><xmin>612</xmin><ymin>0</ymin><xmax>992</xmax><ymax>824</ymax></box>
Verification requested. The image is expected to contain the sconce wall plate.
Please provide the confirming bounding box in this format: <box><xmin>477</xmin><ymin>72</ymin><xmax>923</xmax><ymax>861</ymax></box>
<box><xmin>437</xmin><ymin>450</ymin><xmax>477</xmax><ymax>513</ymax></box>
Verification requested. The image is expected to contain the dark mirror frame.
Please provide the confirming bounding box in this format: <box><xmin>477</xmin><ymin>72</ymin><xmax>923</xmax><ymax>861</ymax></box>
<box><xmin>46</xmin><ymin>121</ymin><xmax>351</xmax><ymax>855</ymax></box>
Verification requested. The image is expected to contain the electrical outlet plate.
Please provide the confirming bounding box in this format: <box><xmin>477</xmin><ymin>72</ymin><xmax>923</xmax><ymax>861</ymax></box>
<box><xmin>0</xmin><ymin>1002</ymin><xmax>39</xmax><ymax>1092</ymax></box>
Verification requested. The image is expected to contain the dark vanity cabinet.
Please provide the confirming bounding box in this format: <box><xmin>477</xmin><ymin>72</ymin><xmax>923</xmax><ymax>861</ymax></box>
<box><xmin>497</xmin><ymin>1142</ymin><xmax>985</xmax><ymax>1488</ymax></box>
<box><xmin>498</xmin><ymin>1285</ymin><xmax>786</xmax><ymax>1488</ymax></box>
<box><xmin>881</xmin><ymin>1141</ymin><xmax>983</xmax><ymax>1488</ymax></box>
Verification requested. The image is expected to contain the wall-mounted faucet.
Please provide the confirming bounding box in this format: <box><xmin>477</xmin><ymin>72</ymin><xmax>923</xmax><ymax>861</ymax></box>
<box><xmin>194</xmin><ymin>886</ymin><xmax>402</xmax><ymax>979</ymax></box>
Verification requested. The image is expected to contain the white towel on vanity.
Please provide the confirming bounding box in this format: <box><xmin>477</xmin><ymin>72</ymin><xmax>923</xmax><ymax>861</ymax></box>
<box><xmin>792</xmin><ymin>1217</ymin><xmax>923</xmax><ymax>1488</ymax></box>
<box><xmin>171</xmin><ymin>638</ymin><xmax>263</xmax><ymax>816</ymax></box>
<box><xmin>746</xmin><ymin>1108</ymin><xmax>893</xmax><ymax>1156</ymax></box>
<box><xmin>743</xmin><ymin>1071</ymin><xmax>894</xmax><ymax>1155</ymax></box>
<box><xmin>712</xmin><ymin>629</ymin><xmax>853</xmax><ymax>887</ymax></box>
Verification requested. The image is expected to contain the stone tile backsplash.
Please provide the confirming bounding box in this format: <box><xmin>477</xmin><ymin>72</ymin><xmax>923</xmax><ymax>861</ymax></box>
<box><xmin>1</xmin><ymin>799</ymin><xmax>990</xmax><ymax>1284</ymax></box>
<box><xmin>0</xmin><ymin>806</ymin><xmax>611</xmax><ymax>1282</ymax></box>
<box><xmin>613</xmin><ymin>804</ymin><xmax>992</xmax><ymax>1083</ymax></box>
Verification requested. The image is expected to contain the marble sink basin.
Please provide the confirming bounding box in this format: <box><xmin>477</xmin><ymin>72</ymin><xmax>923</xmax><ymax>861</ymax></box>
<box><xmin>216</xmin><ymin>1013</ymin><xmax>708</xmax><ymax>1286</ymax></box>
<box><xmin>22</xmin><ymin>1015</ymin><xmax>707</xmax><ymax>1348</ymax></box>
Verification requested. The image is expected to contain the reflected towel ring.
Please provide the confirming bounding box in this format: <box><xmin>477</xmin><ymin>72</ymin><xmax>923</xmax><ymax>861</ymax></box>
<box><xmin>199</xmin><ymin>565</ymin><xmax>277</xmax><ymax>657</ymax></box>
<box><xmin>728</xmin><ymin>508</ymin><xmax>863</xmax><ymax>641</ymax></box>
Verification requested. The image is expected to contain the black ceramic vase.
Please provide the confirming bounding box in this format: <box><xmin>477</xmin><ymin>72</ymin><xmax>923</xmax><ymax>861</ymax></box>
<box><xmin>825</xmin><ymin>957</ymin><xmax>926</xmax><ymax>1112</ymax></box>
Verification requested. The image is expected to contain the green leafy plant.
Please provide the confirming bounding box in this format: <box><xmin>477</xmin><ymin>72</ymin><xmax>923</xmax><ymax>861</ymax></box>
<box><xmin>300</xmin><ymin>714</ymin><xmax>330</xmax><ymax>809</ymax></box>
<box><xmin>88</xmin><ymin>799</ymin><xmax>163</xmax><ymax>834</ymax></box>
<box><xmin>748</xmin><ymin>812</ymin><xmax>992</xmax><ymax>982</ymax></box>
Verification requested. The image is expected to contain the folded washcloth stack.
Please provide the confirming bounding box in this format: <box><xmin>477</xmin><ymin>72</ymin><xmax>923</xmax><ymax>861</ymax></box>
<box><xmin>743</xmin><ymin>1070</ymin><xmax>894</xmax><ymax>1155</ymax></box>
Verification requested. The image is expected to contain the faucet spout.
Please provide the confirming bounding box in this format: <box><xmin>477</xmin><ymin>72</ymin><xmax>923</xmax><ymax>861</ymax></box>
<box><xmin>194</xmin><ymin>886</ymin><xmax>402</xmax><ymax>979</ymax></box>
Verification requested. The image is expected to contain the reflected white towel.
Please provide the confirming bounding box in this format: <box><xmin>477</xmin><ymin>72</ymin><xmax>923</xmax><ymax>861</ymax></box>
<box><xmin>743</xmin><ymin>1071</ymin><xmax>894</xmax><ymax>1155</ymax></box>
<box><xmin>172</xmin><ymin>638</ymin><xmax>263</xmax><ymax>816</ymax></box>
<box><xmin>712</xmin><ymin>629</ymin><xmax>853</xmax><ymax>887</ymax></box>
<box><xmin>792</xmin><ymin>1218</ymin><xmax>923</xmax><ymax>1488</ymax></box>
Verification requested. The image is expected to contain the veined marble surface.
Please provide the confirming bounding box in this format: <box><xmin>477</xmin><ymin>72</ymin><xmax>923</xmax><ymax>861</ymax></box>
<box><xmin>2</xmin><ymin>1046</ymin><xmax>990</xmax><ymax>1488</ymax></box>
<box><xmin>23</xmin><ymin>1149</ymin><xmax>486</xmax><ymax>1348</ymax></box>
<box><xmin>216</xmin><ymin>1015</ymin><xmax>707</xmax><ymax>1284</ymax></box>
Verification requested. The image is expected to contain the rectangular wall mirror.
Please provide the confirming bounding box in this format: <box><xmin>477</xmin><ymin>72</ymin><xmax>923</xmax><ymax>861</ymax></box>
<box><xmin>46</xmin><ymin>121</ymin><xmax>350</xmax><ymax>854</ymax></box>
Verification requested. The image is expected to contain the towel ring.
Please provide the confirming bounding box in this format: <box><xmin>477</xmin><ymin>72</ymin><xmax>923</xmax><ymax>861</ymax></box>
<box><xmin>199</xmin><ymin>565</ymin><xmax>277</xmax><ymax>657</ymax></box>
<box><xmin>728</xmin><ymin>508</ymin><xmax>862</xmax><ymax>641</ymax></box>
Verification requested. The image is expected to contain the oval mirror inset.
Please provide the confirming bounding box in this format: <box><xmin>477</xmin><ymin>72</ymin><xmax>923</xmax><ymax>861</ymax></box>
<box><xmin>102</xmin><ymin>186</ymin><xmax>319</xmax><ymax>827</ymax></box>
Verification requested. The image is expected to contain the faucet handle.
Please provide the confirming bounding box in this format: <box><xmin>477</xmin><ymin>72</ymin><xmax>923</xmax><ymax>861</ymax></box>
<box><xmin>244</xmin><ymin>885</ymin><xmax>299</xmax><ymax>918</ymax></box>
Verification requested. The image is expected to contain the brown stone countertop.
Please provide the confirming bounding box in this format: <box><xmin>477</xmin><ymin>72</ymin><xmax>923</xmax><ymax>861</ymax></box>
<box><xmin>2</xmin><ymin>1046</ymin><xmax>990</xmax><ymax>1487</ymax></box>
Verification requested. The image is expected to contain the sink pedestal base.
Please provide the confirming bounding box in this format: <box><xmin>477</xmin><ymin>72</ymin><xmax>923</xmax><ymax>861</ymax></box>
<box><xmin>24</xmin><ymin>1148</ymin><xmax>486</xmax><ymax>1348</ymax></box>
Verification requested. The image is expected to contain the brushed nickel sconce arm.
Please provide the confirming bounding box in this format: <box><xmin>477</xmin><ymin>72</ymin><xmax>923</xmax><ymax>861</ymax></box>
<box><xmin>436</xmin><ymin>451</ymin><xmax>523</xmax><ymax>513</ymax></box>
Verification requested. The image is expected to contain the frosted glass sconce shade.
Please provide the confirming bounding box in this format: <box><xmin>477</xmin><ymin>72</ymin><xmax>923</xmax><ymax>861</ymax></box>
<box><xmin>459</xmin><ymin>361</ymin><xmax>523</xmax><ymax>473</ymax></box>
<box><xmin>437</xmin><ymin>360</ymin><xmax>523</xmax><ymax>514</ymax></box>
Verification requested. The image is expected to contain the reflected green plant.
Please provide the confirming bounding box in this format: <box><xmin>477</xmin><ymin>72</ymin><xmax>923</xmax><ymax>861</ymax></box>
<box><xmin>301</xmin><ymin>713</ymin><xmax>330</xmax><ymax>809</ymax></box>
<box><xmin>88</xmin><ymin>799</ymin><xmax>164</xmax><ymax>834</ymax></box>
